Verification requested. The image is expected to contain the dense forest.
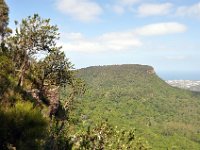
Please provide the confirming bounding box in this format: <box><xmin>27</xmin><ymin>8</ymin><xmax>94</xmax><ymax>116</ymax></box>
<box><xmin>0</xmin><ymin>0</ymin><xmax>149</xmax><ymax>149</ymax></box>
<box><xmin>73</xmin><ymin>65</ymin><xmax>200</xmax><ymax>149</ymax></box>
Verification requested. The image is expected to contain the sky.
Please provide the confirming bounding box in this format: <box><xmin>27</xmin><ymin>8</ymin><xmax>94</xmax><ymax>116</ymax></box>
<box><xmin>6</xmin><ymin>0</ymin><xmax>200</xmax><ymax>80</ymax></box>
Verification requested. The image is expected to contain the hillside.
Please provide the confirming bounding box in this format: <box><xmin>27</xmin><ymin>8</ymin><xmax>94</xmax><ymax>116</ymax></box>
<box><xmin>71</xmin><ymin>64</ymin><xmax>200</xmax><ymax>149</ymax></box>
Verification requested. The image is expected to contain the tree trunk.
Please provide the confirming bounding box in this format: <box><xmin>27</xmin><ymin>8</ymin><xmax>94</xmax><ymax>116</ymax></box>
<box><xmin>18</xmin><ymin>54</ymin><xmax>28</xmax><ymax>87</ymax></box>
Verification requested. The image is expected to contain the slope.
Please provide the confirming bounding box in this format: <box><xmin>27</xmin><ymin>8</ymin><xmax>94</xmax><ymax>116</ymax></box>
<box><xmin>71</xmin><ymin>64</ymin><xmax>200</xmax><ymax>149</ymax></box>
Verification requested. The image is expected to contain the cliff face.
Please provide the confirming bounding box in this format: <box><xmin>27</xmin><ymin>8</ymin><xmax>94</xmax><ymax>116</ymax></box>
<box><xmin>146</xmin><ymin>68</ymin><xmax>155</xmax><ymax>74</ymax></box>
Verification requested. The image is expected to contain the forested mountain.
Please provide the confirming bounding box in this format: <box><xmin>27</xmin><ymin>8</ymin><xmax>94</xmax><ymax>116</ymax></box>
<box><xmin>71</xmin><ymin>64</ymin><xmax>200</xmax><ymax>149</ymax></box>
<box><xmin>0</xmin><ymin>1</ymin><xmax>149</xmax><ymax>149</ymax></box>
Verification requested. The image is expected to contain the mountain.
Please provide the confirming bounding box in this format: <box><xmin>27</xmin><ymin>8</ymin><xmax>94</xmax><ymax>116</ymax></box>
<box><xmin>166</xmin><ymin>80</ymin><xmax>200</xmax><ymax>92</ymax></box>
<box><xmin>71</xmin><ymin>64</ymin><xmax>200</xmax><ymax>149</ymax></box>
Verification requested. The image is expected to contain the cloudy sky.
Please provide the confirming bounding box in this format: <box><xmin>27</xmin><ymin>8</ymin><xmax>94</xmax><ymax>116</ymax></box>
<box><xmin>6</xmin><ymin>0</ymin><xmax>200</xmax><ymax>79</ymax></box>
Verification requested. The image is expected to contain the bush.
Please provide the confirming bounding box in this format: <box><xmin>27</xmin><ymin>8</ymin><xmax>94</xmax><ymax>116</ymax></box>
<box><xmin>72</xmin><ymin>122</ymin><xmax>150</xmax><ymax>150</ymax></box>
<box><xmin>0</xmin><ymin>101</ymin><xmax>48</xmax><ymax>150</ymax></box>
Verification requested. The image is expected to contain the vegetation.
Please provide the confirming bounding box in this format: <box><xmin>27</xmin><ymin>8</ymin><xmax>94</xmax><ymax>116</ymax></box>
<box><xmin>0</xmin><ymin>0</ymin><xmax>9</xmax><ymax>41</ymax></box>
<box><xmin>0</xmin><ymin>1</ymin><xmax>149</xmax><ymax>149</ymax></box>
<box><xmin>71</xmin><ymin>65</ymin><xmax>200</xmax><ymax>149</ymax></box>
<box><xmin>71</xmin><ymin>122</ymin><xmax>149</xmax><ymax>150</ymax></box>
<box><xmin>0</xmin><ymin>102</ymin><xmax>48</xmax><ymax>150</ymax></box>
<box><xmin>1</xmin><ymin>0</ymin><xmax>200</xmax><ymax>149</ymax></box>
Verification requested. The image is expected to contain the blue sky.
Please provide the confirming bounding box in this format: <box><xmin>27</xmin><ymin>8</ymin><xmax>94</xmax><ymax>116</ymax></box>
<box><xmin>6</xmin><ymin>0</ymin><xmax>200</xmax><ymax>79</ymax></box>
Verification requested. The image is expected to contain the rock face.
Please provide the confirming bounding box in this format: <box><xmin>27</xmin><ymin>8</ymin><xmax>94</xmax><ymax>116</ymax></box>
<box><xmin>47</xmin><ymin>87</ymin><xmax>60</xmax><ymax>117</ymax></box>
<box><xmin>29</xmin><ymin>86</ymin><xmax>66</xmax><ymax>119</ymax></box>
<box><xmin>146</xmin><ymin>69</ymin><xmax>155</xmax><ymax>75</ymax></box>
<box><xmin>166</xmin><ymin>80</ymin><xmax>200</xmax><ymax>92</ymax></box>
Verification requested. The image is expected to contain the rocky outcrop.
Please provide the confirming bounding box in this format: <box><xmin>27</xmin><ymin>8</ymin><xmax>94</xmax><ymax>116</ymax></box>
<box><xmin>146</xmin><ymin>69</ymin><xmax>155</xmax><ymax>74</ymax></box>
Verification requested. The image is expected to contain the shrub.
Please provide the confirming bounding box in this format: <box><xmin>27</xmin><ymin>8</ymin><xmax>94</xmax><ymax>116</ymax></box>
<box><xmin>0</xmin><ymin>101</ymin><xmax>48</xmax><ymax>150</ymax></box>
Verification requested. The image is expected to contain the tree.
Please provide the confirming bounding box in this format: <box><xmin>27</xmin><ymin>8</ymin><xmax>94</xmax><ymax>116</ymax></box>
<box><xmin>0</xmin><ymin>12</ymin><xmax>81</xmax><ymax>149</ymax></box>
<box><xmin>0</xmin><ymin>0</ymin><xmax>9</xmax><ymax>42</ymax></box>
<box><xmin>7</xmin><ymin>14</ymin><xmax>60</xmax><ymax>87</ymax></box>
<box><xmin>0</xmin><ymin>0</ymin><xmax>13</xmax><ymax>101</ymax></box>
<box><xmin>30</xmin><ymin>50</ymin><xmax>76</xmax><ymax>117</ymax></box>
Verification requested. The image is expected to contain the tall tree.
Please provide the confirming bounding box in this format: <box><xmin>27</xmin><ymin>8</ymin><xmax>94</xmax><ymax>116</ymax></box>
<box><xmin>7</xmin><ymin>14</ymin><xmax>82</xmax><ymax>117</ymax></box>
<box><xmin>30</xmin><ymin>50</ymin><xmax>75</xmax><ymax>116</ymax></box>
<box><xmin>0</xmin><ymin>0</ymin><xmax>9</xmax><ymax>42</ymax></box>
<box><xmin>7</xmin><ymin>14</ymin><xmax>60</xmax><ymax>87</ymax></box>
<box><xmin>0</xmin><ymin>0</ymin><xmax>13</xmax><ymax>101</ymax></box>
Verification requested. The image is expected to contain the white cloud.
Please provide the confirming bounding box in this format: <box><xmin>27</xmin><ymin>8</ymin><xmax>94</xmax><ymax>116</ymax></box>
<box><xmin>60</xmin><ymin>32</ymin><xmax>142</xmax><ymax>53</ymax></box>
<box><xmin>165</xmin><ymin>56</ymin><xmax>186</xmax><ymax>61</ymax></box>
<box><xmin>99</xmin><ymin>32</ymin><xmax>142</xmax><ymax>51</ymax></box>
<box><xmin>55</xmin><ymin>0</ymin><xmax>103</xmax><ymax>22</ymax></box>
<box><xmin>111</xmin><ymin>0</ymin><xmax>140</xmax><ymax>14</ymax></box>
<box><xmin>60</xmin><ymin>40</ymin><xmax>102</xmax><ymax>53</ymax></box>
<box><xmin>63</xmin><ymin>32</ymin><xmax>84</xmax><ymax>40</ymax></box>
<box><xmin>119</xmin><ymin>0</ymin><xmax>140</xmax><ymax>6</ymax></box>
<box><xmin>137</xmin><ymin>3</ymin><xmax>173</xmax><ymax>17</ymax></box>
<box><xmin>176</xmin><ymin>2</ymin><xmax>200</xmax><ymax>18</ymax></box>
<box><xmin>135</xmin><ymin>22</ymin><xmax>187</xmax><ymax>36</ymax></box>
<box><xmin>112</xmin><ymin>5</ymin><xmax>125</xmax><ymax>14</ymax></box>
<box><xmin>60</xmin><ymin>22</ymin><xmax>186</xmax><ymax>53</ymax></box>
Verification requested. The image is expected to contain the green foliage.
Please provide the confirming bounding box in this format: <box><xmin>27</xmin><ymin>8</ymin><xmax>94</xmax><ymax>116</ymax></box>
<box><xmin>32</xmin><ymin>50</ymin><xmax>73</xmax><ymax>88</ymax></box>
<box><xmin>0</xmin><ymin>13</ymin><xmax>77</xmax><ymax>114</ymax></box>
<box><xmin>72</xmin><ymin>64</ymin><xmax>200</xmax><ymax>149</ymax></box>
<box><xmin>45</xmin><ymin>118</ymin><xmax>73</xmax><ymax>150</ymax></box>
<box><xmin>8</xmin><ymin>14</ymin><xmax>59</xmax><ymax>55</ymax></box>
<box><xmin>0</xmin><ymin>55</ymin><xmax>13</xmax><ymax>98</ymax></box>
<box><xmin>0</xmin><ymin>54</ymin><xmax>18</xmax><ymax>103</ymax></box>
<box><xmin>6</xmin><ymin>14</ymin><xmax>61</xmax><ymax>87</ymax></box>
<box><xmin>0</xmin><ymin>101</ymin><xmax>48</xmax><ymax>150</ymax></box>
<box><xmin>0</xmin><ymin>11</ymin><xmax>80</xmax><ymax>149</ymax></box>
<box><xmin>2</xmin><ymin>1</ymin><xmax>192</xmax><ymax>149</ymax></box>
<box><xmin>0</xmin><ymin>0</ymin><xmax>9</xmax><ymax>40</ymax></box>
<box><xmin>44</xmin><ymin>119</ymin><xmax>150</xmax><ymax>150</ymax></box>
<box><xmin>72</xmin><ymin>122</ymin><xmax>150</xmax><ymax>150</ymax></box>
